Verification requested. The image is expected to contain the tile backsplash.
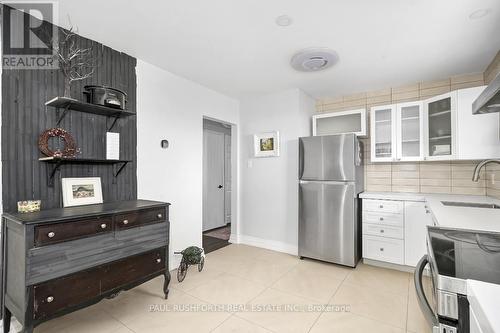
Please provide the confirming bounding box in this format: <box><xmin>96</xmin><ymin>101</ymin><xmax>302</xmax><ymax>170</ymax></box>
<box><xmin>361</xmin><ymin>138</ymin><xmax>488</xmax><ymax>195</ymax></box>
<box><xmin>316</xmin><ymin>51</ymin><xmax>500</xmax><ymax>198</ymax></box>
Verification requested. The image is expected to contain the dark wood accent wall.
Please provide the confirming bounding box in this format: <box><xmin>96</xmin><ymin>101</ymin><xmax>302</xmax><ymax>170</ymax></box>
<box><xmin>1</xmin><ymin>9</ymin><xmax>137</xmax><ymax>212</ymax></box>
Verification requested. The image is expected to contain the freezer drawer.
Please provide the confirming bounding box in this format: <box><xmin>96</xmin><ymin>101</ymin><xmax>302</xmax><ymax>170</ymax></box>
<box><xmin>299</xmin><ymin>134</ymin><xmax>360</xmax><ymax>181</ymax></box>
<box><xmin>298</xmin><ymin>181</ymin><xmax>359</xmax><ymax>267</ymax></box>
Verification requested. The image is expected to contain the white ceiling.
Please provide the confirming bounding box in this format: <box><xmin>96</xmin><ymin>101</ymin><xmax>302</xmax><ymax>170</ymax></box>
<box><xmin>55</xmin><ymin>0</ymin><xmax>500</xmax><ymax>99</ymax></box>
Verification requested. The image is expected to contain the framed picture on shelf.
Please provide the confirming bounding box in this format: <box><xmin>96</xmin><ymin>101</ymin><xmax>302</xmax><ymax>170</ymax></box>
<box><xmin>253</xmin><ymin>131</ymin><xmax>280</xmax><ymax>157</ymax></box>
<box><xmin>61</xmin><ymin>177</ymin><xmax>103</xmax><ymax>207</ymax></box>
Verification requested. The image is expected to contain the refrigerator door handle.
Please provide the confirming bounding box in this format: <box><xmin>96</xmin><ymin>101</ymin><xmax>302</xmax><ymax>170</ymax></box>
<box><xmin>298</xmin><ymin>139</ymin><xmax>304</xmax><ymax>179</ymax></box>
<box><xmin>414</xmin><ymin>255</ymin><xmax>440</xmax><ymax>333</ymax></box>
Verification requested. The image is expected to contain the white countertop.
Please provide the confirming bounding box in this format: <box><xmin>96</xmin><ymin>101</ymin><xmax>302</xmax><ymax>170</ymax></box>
<box><xmin>360</xmin><ymin>192</ymin><xmax>500</xmax><ymax>233</ymax></box>
<box><xmin>359</xmin><ymin>191</ymin><xmax>427</xmax><ymax>201</ymax></box>
<box><xmin>467</xmin><ymin>279</ymin><xmax>500</xmax><ymax>333</ymax></box>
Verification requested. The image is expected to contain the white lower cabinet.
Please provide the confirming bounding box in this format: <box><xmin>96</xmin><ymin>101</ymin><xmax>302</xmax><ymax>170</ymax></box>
<box><xmin>362</xmin><ymin>198</ymin><xmax>433</xmax><ymax>267</ymax></box>
<box><xmin>404</xmin><ymin>201</ymin><xmax>434</xmax><ymax>266</ymax></box>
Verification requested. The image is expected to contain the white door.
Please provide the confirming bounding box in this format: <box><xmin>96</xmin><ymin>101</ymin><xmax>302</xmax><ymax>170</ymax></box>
<box><xmin>203</xmin><ymin>129</ymin><xmax>226</xmax><ymax>231</ymax></box>
<box><xmin>404</xmin><ymin>201</ymin><xmax>433</xmax><ymax>266</ymax></box>
<box><xmin>371</xmin><ymin>105</ymin><xmax>397</xmax><ymax>162</ymax></box>
<box><xmin>424</xmin><ymin>91</ymin><xmax>457</xmax><ymax>160</ymax></box>
<box><xmin>396</xmin><ymin>101</ymin><xmax>424</xmax><ymax>161</ymax></box>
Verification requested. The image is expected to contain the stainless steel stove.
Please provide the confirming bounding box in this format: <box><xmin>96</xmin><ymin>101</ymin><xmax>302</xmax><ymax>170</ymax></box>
<box><xmin>415</xmin><ymin>226</ymin><xmax>500</xmax><ymax>333</ymax></box>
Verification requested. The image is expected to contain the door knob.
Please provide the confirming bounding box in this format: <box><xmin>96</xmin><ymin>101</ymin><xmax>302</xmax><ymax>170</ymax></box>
<box><xmin>218</xmin><ymin>185</ymin><xmax>223</xmax><ymax>189</ymax></box>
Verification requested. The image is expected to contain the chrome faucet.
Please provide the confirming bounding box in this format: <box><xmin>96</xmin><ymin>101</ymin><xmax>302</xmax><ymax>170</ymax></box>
<box><xmin>472</xmin><ymin>159</ymin><xmax>500</xmax><ymax>182</ymax></box>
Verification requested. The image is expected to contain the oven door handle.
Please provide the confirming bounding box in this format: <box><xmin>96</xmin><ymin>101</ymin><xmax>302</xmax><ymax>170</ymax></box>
<box><xmin>414</xmin><ymin>255</ymin><xmax>439</xmax><ymax>332</ymax></box>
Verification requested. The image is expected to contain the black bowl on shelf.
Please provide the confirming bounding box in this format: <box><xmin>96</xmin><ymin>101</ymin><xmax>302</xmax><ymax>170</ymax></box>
<box><xmin>84</xmin><ymin>85</ymin><xmax>127</xmax><ymax>110</ymax></box>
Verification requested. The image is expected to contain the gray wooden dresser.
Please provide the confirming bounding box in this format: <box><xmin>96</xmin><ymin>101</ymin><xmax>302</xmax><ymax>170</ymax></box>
<box><xmin>1</xmin><ymin>199</ymin><xmax>170</xmax><ymax>333</ymax></box>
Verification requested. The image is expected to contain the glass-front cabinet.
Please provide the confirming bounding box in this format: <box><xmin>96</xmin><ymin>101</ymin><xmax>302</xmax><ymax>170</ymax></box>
<box><xmin>396</xmin><ymin>101</ymin><xmax>424</xmax><ymax>161</ymax></box>
<box><xmin>424</xmin><ymin>92</ymin><xmax>456</xmax><ymax>160</ymax></box>
<box><xmin>370</xmin><ymin>105</ymin><xmax>396</xmax><ymax>162</ymax></box>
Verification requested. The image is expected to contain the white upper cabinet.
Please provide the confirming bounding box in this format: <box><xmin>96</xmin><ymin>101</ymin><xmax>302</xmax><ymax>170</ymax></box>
<box><xmin>396</xmin><ymin>101</ymin><xmax>424</xmax><ymax>161</ymax></box>
<box><xmin>455</xmin><ymin>86</ymin><xmax>500</xmax><ymax>160</ymax></box>
<box><xmin>313</xmin><ymin>109</ymin><xmax>367</xmax><ymax>137</ymax></box>
<box><xmin>424</xmin><ymin>92</ymin><xmax>457</xmax><ymax>160</ymax></box>
<box><xmin>371</xmin><ymin>105</ymin><xmax>397</xmax><ymax>162</ymax></box>
<box><xmin>370</xmin><ymin>85</ymin><xmax>500</xmax><ymax>163</ymax></box>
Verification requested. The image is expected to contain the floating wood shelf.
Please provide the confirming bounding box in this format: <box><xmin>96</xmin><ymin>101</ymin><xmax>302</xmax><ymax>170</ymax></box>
<box><xmin>45</xmin><ymin>97</ymin><xmax>136</xmax><ymax>130</ymax></box>
<box><xmin>39</xmin><ymin>157</ymin><xmax>132</xmax><ymax>186</ymax></box>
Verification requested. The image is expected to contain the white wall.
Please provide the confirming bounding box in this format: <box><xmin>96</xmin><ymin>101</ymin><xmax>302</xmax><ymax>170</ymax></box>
<box><xmin>238</xmin><ymin>89</ymin><xmax>315</xmax><ymax>254</ymax></box>
<box><xmin>136</xmin><ymin>60</ymin><xmax>239</xmax><ymax>269</ymax></box>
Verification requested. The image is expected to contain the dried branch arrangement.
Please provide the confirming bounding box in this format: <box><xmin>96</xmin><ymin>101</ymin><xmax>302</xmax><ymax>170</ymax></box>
<box><xmin>53</xmin><ymin>25</ymin><xmax>95</xmax><ymax>97</ymax></box>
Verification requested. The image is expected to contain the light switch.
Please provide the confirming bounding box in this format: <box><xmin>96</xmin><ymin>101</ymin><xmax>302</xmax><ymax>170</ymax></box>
<box><xmin>247</xmin><ymin>160</ymin><xmax>253</xmax><ymax>168</ymax></box>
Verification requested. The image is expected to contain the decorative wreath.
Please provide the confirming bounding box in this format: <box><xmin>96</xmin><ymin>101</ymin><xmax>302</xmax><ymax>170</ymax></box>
<box><xmin>38</xmin><ymin>128</ymin><xmax>77</xmax><ymax>157</ymax></box>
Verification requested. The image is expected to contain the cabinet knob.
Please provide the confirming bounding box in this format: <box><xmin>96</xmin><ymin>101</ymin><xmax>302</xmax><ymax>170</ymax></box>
<box><xmin>123</xmin><ymin>219</ymin><xmax>129</xmax><ymax>225</ymax></box>
<box><xmin>47</xmin><ymin>231</ymin><xmax>55</xmax><ymax>238</ymax></box>
<box><xmin>100</xmin><ymin>223</ymin><xmax>107</xmax><ymax>229</ymax></box>
<box><xmin>157</xmin><ymin>213</ymin><xmax>163</xmax><ymax>219</ymax></box>
<box><xmin>156</xmin><ymin>258</ymin><xmax>162</xmax><ymax>263</ymax></box>
<box><xmin>379</xmin><ymin>205</ymin><xmax>384</xmax><ymax>209</ymax></box>
<box><xmin>46</xmin><ymin>296</ymin><xmax>54</xmax><ymax>303</ymax></box>
<box><xmin>379</xmin><ymin>248</ymin><xmax>384</xmax><ymax>252</ymax></box>
<box><xmin>380</xmin><ymin>229</ymin><xmax>385</xmax><ymax>233</ymax></box>
<box><xmin>426</xmin><ymin>210</ymin><xmax>430</xmax><ymax>214</ymax></box>
<box><xmin>379</xmin><ymin>217</ymin><xmax>384</xmax><ymax>221</ymax></box>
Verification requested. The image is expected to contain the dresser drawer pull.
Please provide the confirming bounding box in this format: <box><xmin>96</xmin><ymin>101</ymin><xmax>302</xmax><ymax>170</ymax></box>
<box><xmin>47</xmin><ymin>232</ymin><xmax>55</xmax><ymax>238</ymax></box>
<box><xmin>46</xmin><ymin>296</ymin><xmax>54</xmax><ymax>303</ymax></box>
<box><xmin>379</xmin><ymin>217</ymin><xmax>384</xmax><ymax>221</ymax></box>
<box><xmin>379</xmin><ymin>205</ymin><xmax>384</xmax><ymax>209</ymax></box>
<box><xmin>380</xmin><ymin>229</ymin><xmax>385</xmax><ymax>233</ymax></box>
<box><xmin>157</xmin><ymin>213</ymin><xmax>163</xmax><ymax>219</ymax></box>
<box><xmin>123</xmin><ymin>219</ymin><xmax>129</xmax><ymax>225</ymax></box>
<box><xmin>379</xmin><ymin>248</ymin><xmax>384</xmax><ymax>252</ymax></box>
<box><xmin>156</xmin><ymin>258</ymin><xmax>162</xmax><ymax>263</ymax></box>
<box><xmin>100</xmin><ymin>223</ymin><xmax>107</xmax><ymax>229</ymax></box>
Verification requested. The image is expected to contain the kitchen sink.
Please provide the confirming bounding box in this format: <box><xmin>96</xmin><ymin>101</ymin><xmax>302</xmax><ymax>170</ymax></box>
<box><xmin>441</xmin><ymin>201</ymin><xmax>500</xmax><ymax>209</ymax></box>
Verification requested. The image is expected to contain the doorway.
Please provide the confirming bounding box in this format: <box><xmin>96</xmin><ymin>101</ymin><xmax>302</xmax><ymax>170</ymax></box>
<box><xmin>202</xmin><ymin>118</ymin><xmax>232</xmax><ymax>253</ymax></box>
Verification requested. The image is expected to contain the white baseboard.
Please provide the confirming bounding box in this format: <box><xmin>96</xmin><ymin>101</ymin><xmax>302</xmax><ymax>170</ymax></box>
<box><xmin>232</xmin><ymin>234</ymin><xmax>298</xmax><ymax>256</ymax></box>
<box><xmin>228</xmin><ymin>233</ymin><xmax>239</xmax><ymax>244</ymax></box>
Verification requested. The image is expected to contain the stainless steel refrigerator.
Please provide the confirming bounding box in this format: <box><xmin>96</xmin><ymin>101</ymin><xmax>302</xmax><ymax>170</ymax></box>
<box><xmin>298</xmin><ymin>134</ymin><xmax>364</xmax><ymax>267</ymax></box>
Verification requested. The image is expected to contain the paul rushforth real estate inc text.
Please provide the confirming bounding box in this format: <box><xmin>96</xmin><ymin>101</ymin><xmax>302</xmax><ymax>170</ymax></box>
<box><xmin>148</xmin><ymin>303</ymin><xmax>351</xmax><ymax>313</ymax></box>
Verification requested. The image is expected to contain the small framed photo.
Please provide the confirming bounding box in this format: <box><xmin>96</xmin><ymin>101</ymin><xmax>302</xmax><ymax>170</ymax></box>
<box><xmin>253</xmin><ymin>131</ymin><xmax>280</xmax><ymax>157</ymax></box>
<box><xmin>61</xmin><ymin>177</ymin><xmax>103</xmax><ymax>207</ymax></box>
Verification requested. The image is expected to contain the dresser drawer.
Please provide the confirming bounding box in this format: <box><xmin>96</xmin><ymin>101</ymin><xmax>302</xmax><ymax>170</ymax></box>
<box><xmin>363</xmin><ymin>199</ymin><xmax>403</xmax><ymax>214</ymax></box>
<box><xmin>33</xmin><ymin>265</ymin><xmax>101</xmax><ymax>320</ymax></box>
<box><xmin>101</xmin><ymin>247</ymin><xmax>166</xmax><ymax>292</ymax></box>
<box><xmin>115</xmin><ymin>207</ymin><xmax>166</xmax><ymax>230</ymax></box>
<box><xmin>34</xmin><ymin>216</ymin><xmax>113</xmax><ymax>246</ymax></box>
<box><xmin>363</xmin><ymin>223</ymin><xmax>403</xmax><ymax>239</ymax></box>
<box><xmin>32</xmin><ymin>247</ymin><xmax>166</xmax><ymax>320</ymax></box>
<box><xmin>363</xmin><ymin>235</ymin><xmax>404</xmax><ymax>264</ymax></box>
<box><xmin>362</xmin><ymin>211</ymin><xmax>403</xmax><ymax>227</ymax></box>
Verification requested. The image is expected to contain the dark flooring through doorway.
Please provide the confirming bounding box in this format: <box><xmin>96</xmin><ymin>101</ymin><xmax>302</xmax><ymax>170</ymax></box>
<box><xmin>203</xmin><ymin>224</ymin><xmax>231</xmax><ymax>254</ymax></box>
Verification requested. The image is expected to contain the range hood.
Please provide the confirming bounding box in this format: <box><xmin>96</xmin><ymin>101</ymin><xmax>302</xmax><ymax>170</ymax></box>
<box><xmin>473</xmin><ymin>73</ymin><xmax>500</xmax><ymax>114</ymax></box>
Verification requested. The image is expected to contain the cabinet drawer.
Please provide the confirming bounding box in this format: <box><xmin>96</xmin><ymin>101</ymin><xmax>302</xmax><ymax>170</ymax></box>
<box><xmin>363</xmin><ymin>223</ymin><xmax>403</xmax><ymax>239</ymax></box>
<box><xmin>101</xmin><ymin>247</ymin><xmax>166</xmax><ymax>292</ymax></box>
<box><xmin>363</xmin><ymin>199</ymin><xmax>403</xmax><ymax>214</ymax></box>
<box><xmin>33</xmin><ymin>265</ymin><xmax>101</xmax><ymax>320</ymax></box>
<box><xmin>362</xmin><ymin>211</ymin><xmax>403</xmax><ymax>227</ymax></box>
<box><xmin>115</xmin><ymin>207</ymin><xmax>166</xmax><ymax>230</ymax></box>
<box><xmin>363</xmin><ymin>235</ymin><xmax>404</xmax><ymax>264</ymax></box>
<box><xmin>34</xmin><ymin>217</ymin><xmax>112</xmax><ymax>246</ymax></box>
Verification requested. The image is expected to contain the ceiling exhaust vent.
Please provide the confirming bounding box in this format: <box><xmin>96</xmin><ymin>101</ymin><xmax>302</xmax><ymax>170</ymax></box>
<box><xmin>291</xmin><ymin>48</ymin><xmax>338</xmax><ymax>72</ymax></box>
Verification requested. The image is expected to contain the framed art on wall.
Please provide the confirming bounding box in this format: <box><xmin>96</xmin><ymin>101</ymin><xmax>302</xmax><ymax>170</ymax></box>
<box><xmin>254</xmin><ymin>131</ymin><xmax>280</xmax><ymax>157</ymax></box>
<box><xmin>61</xmin><ymin>177</ymin><xmax>103</xmax><ymax>207</ymax></box>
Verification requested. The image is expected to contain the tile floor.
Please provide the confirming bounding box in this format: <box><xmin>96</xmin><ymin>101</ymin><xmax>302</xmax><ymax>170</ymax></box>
<box><xmin>9</xmin><ymin>244</ymin><xmax>430</xmax><ymax>333</ymax></box>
